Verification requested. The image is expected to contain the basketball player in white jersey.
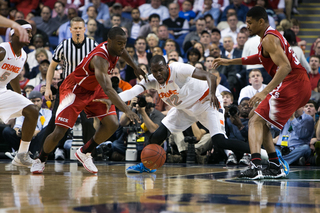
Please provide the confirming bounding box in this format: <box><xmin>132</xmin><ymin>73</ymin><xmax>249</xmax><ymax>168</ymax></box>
<box><xmin>118</xmin><ymin>55</ymin><xmax>255</xmax><ymax>173</ymax></box>
<box><xmin>0</xmin><ymin>20</ymin><xmax>39</xmax><ymax>167</ymax></box>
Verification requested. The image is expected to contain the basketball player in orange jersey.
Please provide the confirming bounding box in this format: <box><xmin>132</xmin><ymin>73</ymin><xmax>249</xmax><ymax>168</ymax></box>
<box><xmin>0</xmin><ymin>19</ymin><xmax>39</xmax><ymax>167</ymax></box>
<box><xmin>213</xmin><ymin>6</ymin><xmax>311</xmax><ymax>179</ymax></box>
<box><xmin>31</xmin><ymin>27</ymin><xmax>144</xmax><ymax>174</ymax></box>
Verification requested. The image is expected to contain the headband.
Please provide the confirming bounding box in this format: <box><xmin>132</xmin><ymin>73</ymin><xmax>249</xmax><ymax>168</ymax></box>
<box><xmin>10</xmin><ymin>24</ymin><xmax>32</xmax><ymax>36</ymax></box>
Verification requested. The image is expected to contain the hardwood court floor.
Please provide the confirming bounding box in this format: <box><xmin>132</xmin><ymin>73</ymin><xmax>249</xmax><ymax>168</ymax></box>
<box><xmin>0</xmin><ymin>160</ymin><xmax>319</xmax><ymax>213</ymax></box>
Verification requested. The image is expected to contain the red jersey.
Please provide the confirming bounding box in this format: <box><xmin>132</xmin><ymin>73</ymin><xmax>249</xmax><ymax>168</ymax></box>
<box><xmin>71</xmin><ymin>41</ymin><xmax>119</xmax><ymax>91</ymax></box>
<box><xmin>258</xmin><ymin>26</ymin><xmax>309</xmax><ymax>83</ymax></box>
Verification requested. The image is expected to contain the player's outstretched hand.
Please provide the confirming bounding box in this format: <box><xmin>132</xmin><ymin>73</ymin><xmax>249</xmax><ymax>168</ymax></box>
<box><xmin>12</xmin><ymin>23</ymin><xmax>29</xmax><ymax>43</ymax></box>
<box><xmin>210</xmin><ymin>94</ymin><xmax>220</xmax><ymax>109</ymax></box>
<box><xmin>93</xmin><ymin>98</ymin><xmax>112</xmax><ymax>114</ymax></box>
<box><xmin>248</xmin><ymin>91</ymin><xmax>267</xmax><ymax>108</ymax></box>
<box><xmin>44</xmin><ymin>89</ymin><xmax>52</xmax><ymax>101</ymax></box>
<box><xmin>125</xmin><ymin>110</ymin><xmax>141</xmax><ymax>124</ymax></box>
<box><xmin>134</xmin><ymin>68</ymin><xmax>148</xmax><ymax>82</ymax></box>
<box><xmin>212</xmin><ymin>58</ymin><xmax>230</xmax><ymax>69</ymax></box>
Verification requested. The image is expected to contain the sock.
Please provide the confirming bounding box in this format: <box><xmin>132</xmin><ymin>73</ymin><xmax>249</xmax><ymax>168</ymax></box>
<box><xmin>18</xmin><ymin>140</ymin><xmax>30</xmax><ymax>153</ymax></box>
<box><xmin>81</xmin><ymin>138</ymin><xmax>99</xmax><ymax>154</ymax></box>
<box><xmin>251</xmin><ymin>153</ymin><xmax>261</xmax><ymax>167</ymax></box>
<box><xmin>268</xmin><ymin>152</ymin><xmax>280</xmax><ymax>167</ymax></box>
<box><xmin>39</xmin><ymin>150</ymin><xmax>49</xmax><ymax>163</ymax></box>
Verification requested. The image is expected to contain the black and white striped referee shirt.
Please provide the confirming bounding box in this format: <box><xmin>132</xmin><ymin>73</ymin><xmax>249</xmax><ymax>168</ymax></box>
<box><xmin>52</xmin><ymin>37</ymin><xmax>98</xmax><ymax>79</ymax></box>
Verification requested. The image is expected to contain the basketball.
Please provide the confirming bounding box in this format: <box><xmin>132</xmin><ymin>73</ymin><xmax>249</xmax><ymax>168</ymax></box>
<box><xmin>141</xmin><ymin>144</ymin><xmax>166</xmax><ymax>170</ymax></box>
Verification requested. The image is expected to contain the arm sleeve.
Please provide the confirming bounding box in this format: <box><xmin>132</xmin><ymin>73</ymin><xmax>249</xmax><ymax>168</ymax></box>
<box><xmin>118</xmin><ymin>84</ymin><xmax>145</xmax><ymax>102</ymax></box>
<box><xmin>241</xmin><ymin>54</ymin><xmax>261</xmax><ymax>65</ymax></box>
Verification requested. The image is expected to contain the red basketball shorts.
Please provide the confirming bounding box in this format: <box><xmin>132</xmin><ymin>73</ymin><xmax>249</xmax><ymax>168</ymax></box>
<box><xmin>55</xmin><ymin>77</ymin><xmax>116</xmax><ymax>129</ymax></box>
<box><xmin>255</xmin><ymin>80</ymin><xmax>311</xmax><ymax>130</ymax></box>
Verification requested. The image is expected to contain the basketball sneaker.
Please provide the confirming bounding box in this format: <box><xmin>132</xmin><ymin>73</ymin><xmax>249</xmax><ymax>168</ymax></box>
<box><xmin>238</xmin><ymin>162</ymin><xmax>263</xmax><ymax>180</ymax></box>
<box><xmin>126</xmin><ymin>163</ymin><xmax>157</xmax><ymax>173</ymax></box>
<box><xmin>262</xmin><ymin>161</ymin><xmax>286</xmax><ymax>179</ymax></box>
<box><xmin>30</xmin><ymin>159</ymin><xmax>46</xmax><ymax>174</ymax></box>
<box><xmin>75</xmin><ymin>147</ymin><xmax>98</xmax><ymax>174</ymax></box>
<box><xmin>276</xmin><ymin>149</ymin><xmax>290</xmax><ymax>176</ymax></box>
<box><xmin>12</xmin><ymin>152</ymin><xmax>34</xmax><ymax>168</ymax></box>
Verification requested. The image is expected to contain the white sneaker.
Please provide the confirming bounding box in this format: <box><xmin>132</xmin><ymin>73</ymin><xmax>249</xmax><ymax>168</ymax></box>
<box><xmin>239</xmin><ymin>154</ymin><xmax>251</xmax><ymax>166</ymax></box>
<box><xmin>75</xmin><ymin>147</ymin><xmax>98</xmax><ymax>174</ymax></box>
<box><xmin>12</xmin><ymin>152</ymin><xmax>34</xmax><ymax>168</ymax></box>
<box><xmin>226</xmin><ymin>153</ymin><xmax>237</xmax><ymax>165</ymax></box>
<box><xmin>54</xmin><ymin>148</ymin><xmax>65</xmax><ymax>160</ymax></box>
<box><xmin>30</xmin><ymin>159</ymin><xmax>46</xmax><ymax>174</ymax></box>
<box><xmin>5</xmin><ymin>151</ymin><xmax>17</xmax><ymax>160</ymax></box>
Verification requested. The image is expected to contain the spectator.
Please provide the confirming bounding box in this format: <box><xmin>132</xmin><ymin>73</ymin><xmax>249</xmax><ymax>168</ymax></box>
<box><xmin>238</xmin><ymin>69</ymin><xmax>267</xmax><ymax>105</ymax></box>
<box><xmin>27</xmin><ymin>48</ymin><xmax>50</xmax><ymax>79</ymax></box>
<box><xmin>200</xmin><ymin>30</ymin><xmax>211</xmax><ymax>57</ymax></box>
<box><xmin>138</xmin><ymin>13</ymin><xmax>160</xmax><ymax>38</ymax></box>
<box><xmin>129</xmin><ymin>63</ymin><xmax>149</xmax><ymax>86</ymax></box>
<box><xmin>27</xmin><ymin>35</ymin><xmax>53</xmax><ymax>70</ymax></box>
<box><xmin>236</xmin><ymin>32</ymin><xmax>248</xmax><ymax>51</ymax></box>
<box><xmin>187</xmin><ymin>47</ymin><xmax>201</xmax><ymax>66</ymax></box>
<box><xmin>179</xmin><ymin>0</ymin><xmax>196</xmax><ymax>26</ymax></box>
<box><xmin>84</xmin><ymin>6</ymin><xmax>105</xmax><ymax>42</ymax></box>
<box><xmin>19</xmin><ymin>64</ymin><xmax>30</xmax><ymax>90</ymax></box>
<box><xmin>51</xmin><ymin>0</ymin><xmax>79</xmax><ymax>18</ymax></box>
<box><xmin>255</xmin><ymin>0</ymin><xmax>277</xmax><ymax>28</ymax></box>
<box><xmin>52</xmin><ymin>1</ymin><xmax>68</xmax><ymax>26</ymax></box>
<box><xmin>10</xmin><ymin>0</ymin><xmax>39</xmax><ymax>18</ymax></box>
<box><xmin>217</xmin><ymin>8</ymin><xmax>245</xmax><ymax>31</ymax></box>
<box><xmin>183</xmin><ymin>18</ymin><xmax>206</xmax><ymax>52</ymax></box>
<box><xmin>81</xmin><ymin>0</ymin><xmax>110</xmax><ymax>24</ymax></box>
<box><xmin>211</xmin><ymin>28</ymin><xmax>223</xmax><ymax>50</ymax></box>
<box><xmin>311</xmin><ymin>79</ymin><xmax>320</xmax><ymax>105</ymax></box>
<box><xmin>104</xmin><ymin>3</ymin><xmax>131</xmax><ymax>29</ymax></box>
<box><xmin>220</xmin><ymin>13</ymin><xmax>239</xmax><ymax>45</ymax></box>
<box><xmin>274</xmin><ymin>105</ymin><xmax>314</xmax><ymax>165</ymax></box>
<box><xmin>204</xmin><ymin>14</ymin><xmax>215</xmax><ymax>32</ymax></box>
<box><xmin>221</xmin><ymin>0</ymin><xmax>249</xmax><ymax>23</ymax></box>
<box><xmin>291</xmin><ymin>18</ymin><xmax>306</xmax><ymax>50</ymax></box>
<box><xmin>193</xmin><ymin>42</ymin><xmax>205</xmax><ymax>62</ymax></box>
<box><xmin>57</xmin><ymin>7</ymin><xmax>78</xmax><ymax>44</ymax></box>
<box><xmin>152</xmin><ymin>46</ymin><xmax>163</xmax><ymax>57</ymax></box>
<box><xmin>32</xmin><ymin>6</ymin><xmax>60</xmax><ymax>37</ymax></box>
<box><xmin>308</xmin><ymin>56</ymin><xmax>320</xmax><ymax>91</ymax></box>
<box><xmin>146</xmin><ymin>33</ymin><xmax>159</xmax><ymax>54</ymax></box>
<box><xmin>193</xmin><ymin>0</ymin><xmax>230</xmax><ymax>15</ymax></box>
<box><xmin>163</xmin><ymin>39</ymin><xmax>184</xmax><ymax>63</ymax></box>
<box><xmin>27</xmin><ymin>59</ymin><xmax>50</xmax><ymax>87</ymax></box>
<box><xmin>163</xmin><ymin>3</ymin><xmax>189</xmax><ymax>39</ymax></box>
<box><xmin>128</xmin><ymin>8</ymin><xmax>146</xmax><ymax>40</ymax></box>
<box><xmin>194</xmin><ymin>0</ymin><xmax>220</xmax><ymax>26</ymax></box>
<box><xmin>268</xmin><ymin>0</ymin><xmax>287</xmax><ymax>22</ymax></box>
<box><xmin>108</xmin><ymin>64</ymin><xmax>132</xmax><ymax>92</ymax></box>
<box><xmin>221</xmin><ymin>90</ymin><xmax>233</xmax><ymax>108</ymax></box>
<box><xmin>283</xmin><ymin>29</ymin><xmax>310</xmax><ymax>73</ymax></box>
<box><xmin>86</xmin><ymin>19</ymin><xmax>103</xmax><ymax>44</ymax></box>
<box><xmin>138</xmin><ymin>0</ymin><xmax>169</xmax><ymax>22</ymax></box>
<box><xmin>4</xmin><ymin>11</ymin><xmax>24</xmax><ymax>43</ymax></box>
<box><xmin>209</xmin><ymin>69</ymin><xmax>231</xmax><ymax>94</ymax></box>
<box><xmin>167</xmin><ymin>50</ymin><xmax>180</xmax><ymax>62</ymax></box>
<box><xmin>115</xmin><ymin>0</ymin><xmax>145</xmax><ymax>13</ymax></box>
<box><xmin>2</xmin><ymin>91</ymin><xmax>52</xmax><ymax>156</ymax></box>
<box><xmin>309</xmin><ymin>37</ymin><xmax>320</xmax><ymax>57</ymax></box>
<box><xmin>157</xmin><ymin>24</ymin><xmax>175</xmax><ymax>48</ymax></box>
<box><xmin>134</xmin><ymin>36</ymin><xmax>152</xmax><ymax>65</ymax></box>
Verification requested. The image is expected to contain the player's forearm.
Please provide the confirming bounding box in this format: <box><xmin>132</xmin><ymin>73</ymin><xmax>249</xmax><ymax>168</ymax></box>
<box><xmin>241</xmin><ymin>54</ymin><xmax>261</xmax><ymax>65</ymax></box>
<box><xmin>227</xmin><ymin>58</ymin><xmax>243</xmax><ymax>65</ymax></box>
<box><xmin>262</xmin><ymin>65</ymin><xmax>291</xmax><ymax>94</ymax></box>
<box><xmin>118</xmin><ymin>85</ymin><xmax>145</xmax><ymax>102</ymax></box>
<box><xmin>105</xmin><ymin>88</ymin><xmax>131</xmax><ymax>113</ymax></box>
<box><xmin>46</xmin><ymin>62</ymin><xmax>58</xmax><ymax>90</ymax></box>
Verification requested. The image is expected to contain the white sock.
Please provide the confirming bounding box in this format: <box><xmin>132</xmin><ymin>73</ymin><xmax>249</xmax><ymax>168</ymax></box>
<box><xmin>261</xmin><ymin>149</ymin><xmax>268</xmax><ymax>161</ymax></box>
<box><xmin>224</xmin><ymin>150</ymin><xmax>233</xmax><ymax>156</ymax></box>
<box><xmin>18</xmin><ymin>141</ymin><xmax>30</xmax><ymax>153</ymax></box>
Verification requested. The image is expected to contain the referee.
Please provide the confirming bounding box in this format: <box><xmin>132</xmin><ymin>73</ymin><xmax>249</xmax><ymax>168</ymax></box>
<box><xmin>44</xmin><ymin>17</ymin><xmax>98</xmax><ymax>158</ymax></box>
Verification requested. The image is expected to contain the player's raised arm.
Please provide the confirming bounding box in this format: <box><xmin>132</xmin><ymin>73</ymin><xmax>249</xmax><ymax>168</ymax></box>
<box><xmin>191</xmin><ymin>68</ymin><xmax>219</xmax><ymax>109</ymax></box>
<box><xmin>0</xmin><ymin>15</ymin><xmax>29</xmax><ymax>43</ymax></box>
<box><xmin>249</xmin><ymin>35</ymin><xmax>291</xmax><ymax>107</ymax></box>
<box><xmin>91</xmin><ymin>55</ymin><xmax>140</xmax><ymax>123</ymax></box>
<box><xmin>212</xmin><ymin>57</ymin><xmax>243</xmax><ymax>69</ymax></box>
<box><xmin>120</xmin><ymin>48</ymin><xmax>147</xmax><ymax>81</ymax></box>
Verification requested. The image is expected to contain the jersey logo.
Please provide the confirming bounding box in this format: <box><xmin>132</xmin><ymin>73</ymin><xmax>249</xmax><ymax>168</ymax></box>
<box><xmin>1</xmin><ymin>63</ymin><xmax>20</xmax><ymax>73</ymax></box>
<box><xmin>159</xmin><ymin>90</ymin><xmax>179</xmax><ymax>98</ymax></box>
<box><xmin>7</xmin><ymin>57</ymin><xmax>12</xmax><ymax>60</ymax></box>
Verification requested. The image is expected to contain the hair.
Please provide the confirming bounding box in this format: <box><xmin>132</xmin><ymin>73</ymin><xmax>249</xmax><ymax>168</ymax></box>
<box><xmin>54</xmin><ymin>1</ymin><xmax>65</xmax><ymax>8</ymax></box>
<box><xmin>158</xmin><ymin>24</ymin><xmax>168</xmax><ymax>31</ymax></box>
<box><xmin>187</xmin><ymin>48</ymin><xmax>201</xmax><ymax>61</ymax></box>
<box><xmin>70</xmin><ymin>17</ymin><xmax>85</xmax><ymax>27</ymax></box>
<box><xmin>196</xmin><ymin>18</ymin><xmax>205</xmax><ymax>23</ymax></box>
<box><xmin>146</xmin><ymin>33</ymin><xmax>159</xmax><ymax>42</ymax></box>
<box><xmin>35</xmin><ymin>48</ymin><xmax>48</xmax><ymax>59</ymax></box>
<box><xmin>204</xmin><ymin>14</ymin><xmax>213</xmax><ymax>20</ymax></box>
<box><xmin>239</xmin><ymin>97</ymin><xmax>250</xmax><ymax>104</ymax></box>
<box><xmin>149</xmin><ymin>13</ymin><xmax>160</xmax><ymax>22</ymax></box>
<box><xmin>138</xmin><ymin>63</ymin><xmax>149</xmax><ymax>74</ymax></box>
<box><xmin>193</xmin><ymin>42</ymin><xmax>204</xmax><ymax>56</ymax></box>
<box><xmin>164</xmin><ymin>38</ymin><xmax>175</xmax><ymax>46</ymax></box>
<box><xmin>33</xmin><ymin>34</ymin><xmax>43</xmax><ymax>40</ymax></box>
<box><xmin>246</xmin><ymin>6</ymin><xmax>268</xmax><ymax>23</ymax></box>
<box><xmin>15</xmin><ymin>19</ymin><xmax>30</xmax><ymax>26</ymax></box>
<box><xmin>221</xmin><ymin>91</ymin><xmax>234</xmax><ymax>102</ymax></box>
<box><xmin>144</xmin><ymin>93</ymin><xmax>153</xmax><ymax>99</ymax></box>
<box><xmin>112</xmin><ymin>14</ymin><xmax>121</xmax><ymax>20</ymax></box>
<box><xmin>135</xmin><ymin>36</ymin><xmax>146</xmax><ymax>44</ymax></box>
<box><xmin>87</xmin><ymin>5</ymin><xmax>98</xmax><ymax>14</ymax></box>
<box><xmin>194</xmin><ymin>62</ymin><xmax>205</xmax><ymax>69</ymax></box>
<box><xmin>150</xmin><ymin>55</ymin><xmax>166</xmax><ymax>66</ymax></box>
<box><xmin>205</xmin><ymin>55</ymin><xmax>215</xmax><ymax>61</ymax></box>
<box><xmin>227</xmin><ymin>13</ymin><xmax>237</xmax><ymax>20</ymax></box>
<box><xmin>108</xmin><ymin>27</ymin><xmax>126</xmax><ymax>40</ymax></box>
<box><xmin>283</xmin><ymin>29</ymin><xmax>297</xmax><ymax>46</ymax></box>
<box><xmin>126</xmin><ymin>43</ymin><xmax>135</xmax><ymax>49</ymax></box>
<box><xmin>222</xmin><ymin>35</ymin><xmax>234</xmax><ymax>42</ymax></box>
<box><xmin>291</xmin><ymin>18</ymin><xmax>300</xmax><ymax>27</ymax></box>
<box><xmin>41</xmin><ymin>6</ymin><xmax>51</xmax><ymax>13</ymax></box>
<box><xmin>280</xmin><ymin>19</ymin><xmax>292</xmax><ymax>31</ymax></box>
<box><xmin>14</xmin><ymin>11</ymin><xmax>24</xmax><ymax>19</ymax></box>
<box><xmin>23</xmin><ymin>85</ymin><xmax>34</xmax><ymax>93</ymax></box>
<box><xmin>167</xmin><ymin>50</ymin><xmax>178</xmax><ymax>55</ymax></box>
<box><xmin>248</xmin><ymin>69</ymin><xmax>262</xmax><ymax>77</ymax></box>
<box><xmin>307</xmin><ymin>99</ymin><xmax>318</xmax><ymax>110</ymax></box>
<box><xmin>310</xmin><ymin>55</ymin><xmax>320</xmax><ymax>61</ymax></box>
<box><xmin>201</xmin><ymin>30</ymin><xmax>210</xmax><ymax>36</ymax></box>
<box><xmin>131</xmin><ymin>8</ymin><xmax>140</xmax><ymax>14</ymax></box>
<box><xmin>167</xmin><ymin>58</ymin><xmax>177</xmax><ymax>64</ymax></box>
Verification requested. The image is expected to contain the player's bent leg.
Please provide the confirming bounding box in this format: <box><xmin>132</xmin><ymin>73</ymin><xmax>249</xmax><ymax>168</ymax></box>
<box><xmin>31</xmin><ymin>125</ymin><xmax>69</xmax><ymax>174</ymax></box>
<box><xmin>126</xmin><ymin>123</ymin><xmax>170</xmax><ymax>174</ymax></box>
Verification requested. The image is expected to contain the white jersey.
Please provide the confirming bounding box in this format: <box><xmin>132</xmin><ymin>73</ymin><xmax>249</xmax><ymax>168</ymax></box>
<box><xmin>140</xmin><ymin>62</ymin><xmax>222</xmax><ymax>110</ymax></box>
<box><xmin>0</xmin><ymin>42</ymin><xmax>27</xmax><ymax>93</ymax></box>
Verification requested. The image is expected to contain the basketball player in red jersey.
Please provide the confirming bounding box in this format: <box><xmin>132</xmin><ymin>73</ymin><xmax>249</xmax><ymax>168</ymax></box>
<box><xmin>213</xmin><ymin>6</ymin><xmax>311</xmax><ymax>179</ymax></box>
<box><xmin>31</xmin><ymin>27</ymin><xmax>143</xmax><ymax>174</ymax></box>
